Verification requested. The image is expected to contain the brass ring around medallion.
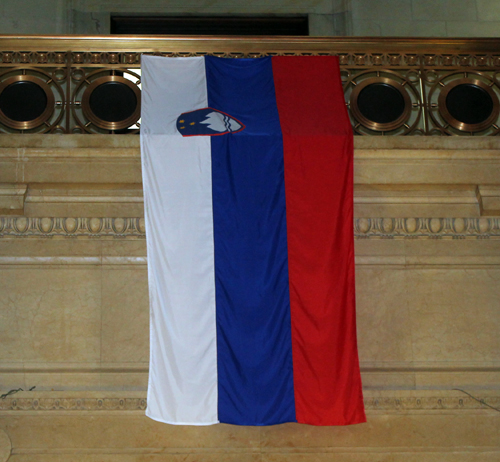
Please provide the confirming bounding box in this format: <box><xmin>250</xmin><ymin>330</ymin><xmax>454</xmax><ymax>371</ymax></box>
<box><xmin>81</xmin><ymin>75</ymin><xmax>141</xmax><ymax>130</ymax></box>
<box><xmin>0</xmin><ymin>75</ymin><xmax>54</xmax><ymax>130</ymax></box>
<box><xmin>438</xmin><ymin>78</ymin><xmax>499</xmax><ymax>132</ymax></box>
<box><xmin>350</xmin><ymin>77</ymin><xmax>411</xmax><ymax>132</ymax></box>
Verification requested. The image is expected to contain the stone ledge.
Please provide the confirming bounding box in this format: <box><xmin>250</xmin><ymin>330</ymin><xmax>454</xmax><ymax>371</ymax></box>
<box><xmin>0</xmin><ymin>255</ymin><xmax>500</xmax><ymax>268</ymax></box>
<box><xmin>1</xmin><ymin>136</ymin><xmax>500</xmax><ymax>186</ymax></box>
<box><xmin>0</xmin><ymin>135</ymin><xmax>500</xmax><ymax>150</ymax></box>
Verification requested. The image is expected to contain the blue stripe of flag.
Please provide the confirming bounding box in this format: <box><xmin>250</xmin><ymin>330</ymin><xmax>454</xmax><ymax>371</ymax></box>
<box><xmin>205</xmin><ymin>56</ymin><xmax>296</xmax><ymax>425</ymax></box>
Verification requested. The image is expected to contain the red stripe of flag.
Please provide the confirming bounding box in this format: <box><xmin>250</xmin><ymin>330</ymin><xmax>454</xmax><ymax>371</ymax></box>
<box><xmin>272</xmin><ymin>56</ymin><xmax>366</xmax><ymax>425</ymax></box>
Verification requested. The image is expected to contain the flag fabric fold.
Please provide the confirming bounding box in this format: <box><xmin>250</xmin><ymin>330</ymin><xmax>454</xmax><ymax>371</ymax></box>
<box><xmin>140</xmin><ymin>54</ymin><xmax>365</xmax><ymax>426</ymax></box>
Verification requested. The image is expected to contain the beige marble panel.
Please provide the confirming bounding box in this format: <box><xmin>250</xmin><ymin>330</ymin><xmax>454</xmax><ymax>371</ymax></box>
<box><xmin>99</xmin><ymin>372</ymin><xmax>148</xmax><ymax>391</ymax></box>
<box><xmin>0</xmin><ymin>183</ymin><xmax>26</xmax><ymax>215</ymax></box>
<box><xmin>263</xmin><ymin>453</ymin><xmax>500</xmax><ymax>462</ymax></box>
<box><xmin>355</xmin><ymin>269</ymin><xmax>413</xmax><ymax>363</ymax></box>
<box><xmin>2</xmin><ymin>369</ymin><xmax>148</xmax><ymax>393</ymax></box>
<box><xmin>404</xmin><ymin>240</ymin><xmax>500</xmax><ymax>257</ymax></box>
<box><xmin>101</xmin><ymin>241</ymin><xmax>146</xmax><ymax>257</ymax></box>
<box><xmin>479</xmin><ymin>185</ymin><xmax>500</xmax><ymax>215</ymax></box>
<box><xmin>0</xmin><ymin>416</ymin><xmax>261</xmax><ymax>449</ymax></box>
<box><xmin>18</xmin><ymin>370</ymin><xmax>106</xmax><ymax>392</ymax></box>
<box><xmin>354</xmin><ymin>239</ymin><xmax>406</xmax><ymax>257</ymax></box>
<box><xmin>0</xmin><ymin>240</ymin><xmax>103</xmax><ymax>257</ymax></box>
<box><xmin>355</xmin><ymin>203</ymin><xmax>480</xmax><ymax>218</ymax></box>
<box><xmin>3</xmin><ymin>161</ymin><xmax>93</xmax><ymax>184</ymax></box>
<box><xmin>101</xmin><ymin>268</ymin><xmax>149</xmax><ymax>364</ymax></box>
<box><xmin>0</xmin><ymin>268</ymin><xmax>101</xmax><ymax>363</ymax></box>
<box><xmin>354</xmin><ymin>184</ymin><xmax>480</xmax><ymax>218</ymax></box>
<box><xmin>360</xmin><ymin>371</ymin><xmax>416</xmax><ymax>389</ymax></box>
<box><xmin>395</xmin><ymin>454</ymin><xmax>500</xmax><ymax>462</ymax></box>
<box><xmin>261</xmin><ymin>414</ymin><xmax>500</xmax><ymax>448</ymax></box>
<box><xmin>263</xmin><ymin>455</ymin><xmax>395</xmax><ymax>462</ymax></box>
<box><xmin>0</xmin><ymin>134</ymin><xmax>496</xmax><ymax>152</ymax></box>
<box><xmin>5</xmin><ymin>454</ymin><xmax>500</xmax><ymax>462</ymax></box>
<box><xmin>415</xmin><ymin>370</ymin><xmax>500</xmax><ymax>389</ymax></box>
<box><xmin>354</xmin><ymin>159</ymin><xmax>500</xmax><ymax>185</ymax></box>
<box><xmin>92</xmin><ymin>161</ymin><xmax>142</xmax><ymax>184</ymax></box>
<box><xmin>22</xmin><ymin>372</ymin><xmax>62</xmax><ymax>391</ymax></box>
<box><xmin>407</xmin><ymin>269</ymin><xmax>500</xmax><ymax>363</ymax></box>
<box><xmin>0</xmin><ymin>159</ymin><xmax>142</xmax><ymax>185</ymax></box>
<box><xmin>0</xmin><ymin>371</ymin><xmax>25</xmax><ymax>391</ymax></box>
<box><xmin>25</xmin><ymin>183</ymin><xmax>144</xmax><ymax>217</ymax></box>
<box><xmin>25</xmin><ymin>202</ymin><xmax>145</xmax><ymax>218</ymax></box>
<box><xmin>8</xmin><ymin>455</ymin><xmax>262</xmax><ymax>462</ymax></box>
<box><xmin>57</xmin><ymin>373</ymin><xmax>103</xmax><ymax>391</ymax></box>
<box><xmin>352</xmin><ymin>137</ymin><xmax>500</xmax><ymax>151</ymax></box>
<box><xmin>2</xmin><ymin>136</ymin><xmax>500</xmax><ymax>186</ymax></box>
<box><xmin>0</xmin><ymin>135</ymin><xmax>137</xmax><ymax>149</ymax></box>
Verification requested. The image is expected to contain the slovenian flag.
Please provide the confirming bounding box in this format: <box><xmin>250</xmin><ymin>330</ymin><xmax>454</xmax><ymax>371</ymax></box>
<box><xmin>140</xmin><ymin>55</ymin><xmax>365</xmax><ymax>426</ymax></box>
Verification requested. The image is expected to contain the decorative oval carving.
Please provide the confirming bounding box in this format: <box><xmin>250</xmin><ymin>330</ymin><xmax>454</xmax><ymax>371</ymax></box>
<box><xmin>14</xmin><ymin>217</ymin><xmax>28</xmax><ymax>233</ymax></box>
<box><xmin>139</xmin><ymin>217</ymin><xmax>146</xmax><ymax>234</ymax></box>
<box><xmin>357</xmin><ymin>218</ymin><xmax>370</xmax><ymax>234</ymax></box>
<box><xmin>40</xmin><ymin>217</ymin><xmax>53</xmax><ymax>233</ymax></box>
<box><xmin>113</xmin><ymin>217</ymin><xmax>125</xmax><ymax>234</ymax></box>
<box><xmin>64</xmin><ymin>217</ymin><xmax>77</xmax><ymax>233</ymax></box>
<box><xmin>429</xmin><ymin>218</ymin><xmax>443</xmax><ymax>233</ymax></box>
<box><xmin>478</xmin><ymin>217</ymin><xmax>490</xmax><ymax>234</ymax></box>
<box><xmin>88</xmin><ymin>218</ymin><xmax>102</xmax><ymax>233</ymax></box>
<box><xmin>404</xmin><ymin>217</ymin><xmax>418</xmax><ymax>234</ymax></box>
<box><xmin>382</xmin><ymin>218</ymin><xmax>394</xmax><ymax>233</ymax></box>
<box><xmin>453</xmin><ymin>218</ymin><xmax>466</xmax><ymax>233</ymax></box>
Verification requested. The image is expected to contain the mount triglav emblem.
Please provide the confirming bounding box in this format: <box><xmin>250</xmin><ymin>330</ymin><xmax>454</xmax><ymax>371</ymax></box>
<box><xmin>176</xmin><ymin>107</ymin><xmax>245</xmax><ymax>136</ymax></box>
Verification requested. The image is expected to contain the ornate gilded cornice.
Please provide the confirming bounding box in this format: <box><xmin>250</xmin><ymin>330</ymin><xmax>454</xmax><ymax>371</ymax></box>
<box><xmin>1</xmin><ymin>36</ymin><xmax>500</xmax><ymax>54</ymax></box>
<box><xmin>1</xmin><ymin>36</ymin><xmax>500</xmax><ymax>135</ymax></box>
<box><xmin>0</xmin><ymin>217</ymin><xmax>499</xmax><ymax>239</ymax></box>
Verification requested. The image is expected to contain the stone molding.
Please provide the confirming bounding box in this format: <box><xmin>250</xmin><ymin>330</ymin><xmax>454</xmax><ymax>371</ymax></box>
<box><xmin>0</xmin><ymin>396</ymin><xmax>498</xmax><ymax>412</ymax></box>
<box><xmin>354</xmin><ymin>217</ymin><xmax>500</xmax><ymax>238</ymax></box>
<box><xmin>1</xmin><ymin>255</ymin><xmax>500</xmax><ymax>267</ymax></box>
<box><xmin>0</xmin><ymin>217</ymin><xmax>499</xmax><ymax>239</ymax></box>
<box><xmin>0</xmin><ymin>217</ymin><xmax>145</xmax><ymax>237</ymax></box>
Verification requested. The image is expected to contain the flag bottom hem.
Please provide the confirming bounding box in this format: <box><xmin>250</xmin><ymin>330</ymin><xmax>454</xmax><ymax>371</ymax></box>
<box><xmin>146</xmin><ymin>410</ymin><xmax>219</xmax><ymax>426</ymax></box>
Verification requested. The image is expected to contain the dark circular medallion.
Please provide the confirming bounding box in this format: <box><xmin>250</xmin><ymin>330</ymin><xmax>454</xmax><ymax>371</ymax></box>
<box><xmin>0</xmin><ymin>81</ymin><xmax>48</xmax><ymax>122</ymax></box>
<box><xmin>349</xmin><ymin>77</ymin><xmax>411</xmax><ymax>132</ymax></box>
<box><xmin>88</xmin><ymin>81</ymin><xmax>137</xmax><ymax>122</ymax></box>
<box><xmin>445</xmin><ymin>83</ymin><xmax>493</xmax><ymax>125</ymax></box>
<box><xmin>0</xmin><ymin>75</ymin><xmax>55</xmax><ymax>130</ymax></box>
<box><xmin>438</xmin><ymin>78</ymin><xmax>499</xmax><ymax>132</ymax></box>
<box><xmin>81</xmin><ymin>76</ymin><xmax>141</xmax><ymax>130</ymax></box>
<box><xmin>357</xmin><ymin>83</ymin><xmax>405</xmax><ymax>124</ymax></box>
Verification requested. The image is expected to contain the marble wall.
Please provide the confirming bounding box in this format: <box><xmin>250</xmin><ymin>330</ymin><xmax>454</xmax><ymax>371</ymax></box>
<box><xmin>4</xmin><ymin>0</ymin><xmax>500</xmax><ymax>37</ymax></box>
<box><xmin>351</xmin><ymin>0</ymin><xmax>500</xmax><ymax>37</ymax></box>
<box><xmin>0</xmin><ymin>135</ymin><xmax>499</xmax><ymax>461</ymax></box>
